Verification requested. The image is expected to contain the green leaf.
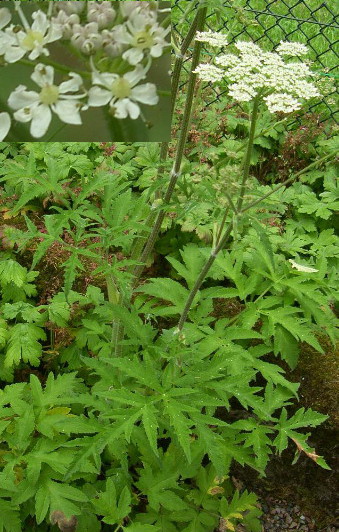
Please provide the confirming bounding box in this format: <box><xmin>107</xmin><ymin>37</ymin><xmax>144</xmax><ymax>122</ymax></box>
<box><xmin>35</xmin><ymin>484</ymin><xmax>50</xmax><ymax>525</ymax></box>
<box><xmin>274</xmin><ymin>407</ymin><xmax>328</xmax><ymax>455</ymax></box>
<box><xmin>0</xmin><ymin>319</ymin><xmax>9</xmax><ymax>349</ymax></box>
<box><xmin>220</xmin><ymin>490</ymin><xmax>259</xmax><ymax>530</ymax></box>
<box><xmin>14</xmin><ymin>404</ymin><xmax>35</xmax><ymax>451</ymax></box>
<box><xmin>75</xmin><ymin>512</ymin><xmax>101</xmax><ymax>532</ymax></box>
<box><xmin>0</xmin><ymin>500</ymin><xmax>21</xmax><ymax>532</ymax></box>
<box><xmin>92</xmin><ymin>478</ymin><xmax>131</xmax><ymax>525</ymax></box>
<box><xmin>35</xmin><ymin>479</ymin><xmax>88</xmax><ymax>524</ymax></box>
<box><xmin>5</xmin><ymin>323</ymin><xmax>46</xmax><ymax>367</ymax></box>
<box><xmin>167</xmin><ymin>244</ymin><xmax>209</xmax><ymax>289</ymax></box>
<box><xmin>136</xmin><ymin>463</ymin><xmax>180</xmax><ymax>513</ymax></box>
<box><xmin>165</xmin><ymin>401</ymin><xmax>192</xmax><ymax>461</ymax></box>
<box><xmin>2</xmin><ymin>302</ymin><xmax>42</xmax><ymax>323</ymax></box>
<box><xmin>274</xmin><ymin>325</ymin><xmax>299</xmax><ymax>369</ymax></box>
<box><xmin>63</xmin><ymin>252</ymin><xmax>85</xmax><ymax>298</ymax></box>
<box><xmin>141</xmin><ymin>404</ymin><xmax>159</xmax><ymax>456</ymax></box>
<box><xmin>137</xmin><ymin>278</ymin><xmax>190</xmax><ymax>316</ymax></box>
<box><xmin>47</xmin><ymin>299</ymin><xmax>71</xmax><ymax>327</ymax></box>
<box><xmin>0</xmin><ymin>259</ymin><xmax>27</xmax><ymax>287</ymax></box>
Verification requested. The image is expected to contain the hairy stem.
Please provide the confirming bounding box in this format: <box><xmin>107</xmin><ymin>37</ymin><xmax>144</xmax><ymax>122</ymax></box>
<box><xmin>236</xmin><ymin>96</ymin><xmax>260</xmax><ymax>211</ymax></box>
<box><xmin>171</xmin><ymin>8</ymin><xmax>202</xmax><ymax>115</ymax></box>
<box><xmin>132</xmin><ymin>5</ymin><xmax>208</xmax><ymax>286</ymax></box>
<box><xmin>129</xmin><ymin>141</ymin><xmax>169</xmax><ymax>269</ymax></box>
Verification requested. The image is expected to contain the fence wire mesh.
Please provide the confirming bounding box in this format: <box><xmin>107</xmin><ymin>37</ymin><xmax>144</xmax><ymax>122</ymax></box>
<box><xmin>173</xmin><ymin>0</ymin><xmax>339</xmax><ymax>125</ymax></box>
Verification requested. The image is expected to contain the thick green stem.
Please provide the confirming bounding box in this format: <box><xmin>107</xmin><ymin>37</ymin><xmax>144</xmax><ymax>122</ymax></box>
<box><xmin>132</xmin><ymin>5</ymin><xmax>208</xmax><ymax>286</ymax></box>
<box><xmin>171</xmin><ymin>8</ymin><xmax>201</xmax><ymax>115</ymax></box>
<box><xmin>129</xmin><ymin>141</ymin><xmax>169</xmax><ymax>268</ymax></box>
<box><xmin>215</xmin><ymin>207</ymin><xmax>230</xmax><ymax>248</ymax></box>
<box><xmin>236</xmin><ymin>96</ymin><xmax>260</xmax><ymax>211</ymax></box>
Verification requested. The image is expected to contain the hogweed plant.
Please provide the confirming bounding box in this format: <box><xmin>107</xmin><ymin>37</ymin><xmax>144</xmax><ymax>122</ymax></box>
<box><xmin>0</xmin><ymin>1</ymin><xmax>171</xmax><ymax>140</ymax></box>
<box><xmin>0</xmin><ymin>8</ymin><xmax>338</xmax><ymax>532</ymax></box>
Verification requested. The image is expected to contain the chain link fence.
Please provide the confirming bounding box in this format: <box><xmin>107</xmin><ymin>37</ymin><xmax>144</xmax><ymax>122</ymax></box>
<box><xmin>173</xmin><ymin>0</ymin><xmax>339</xmax><ymax>125</ymax></box>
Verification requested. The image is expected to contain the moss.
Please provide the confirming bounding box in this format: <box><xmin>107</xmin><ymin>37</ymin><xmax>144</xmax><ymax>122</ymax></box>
<box><xmin>288</xmin><ymin>338</ymin><xmax>339</xmax><ymax>428</ymax></box>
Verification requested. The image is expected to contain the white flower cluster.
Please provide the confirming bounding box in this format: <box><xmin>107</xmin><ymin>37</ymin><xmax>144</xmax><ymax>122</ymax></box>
<box><xmin>193</xmin><ymin>33</ymin><xmax>320</xmax><ymax>114</ymax></box>
<box><xmin>0</xmin><ymin>2</ymin><xmax>170</xmax><ymax>140</ymax></box>
<box><xmin>195</xmin><ymin>30</ymin><xmax>229</xmax><ymax>48</ymax></box>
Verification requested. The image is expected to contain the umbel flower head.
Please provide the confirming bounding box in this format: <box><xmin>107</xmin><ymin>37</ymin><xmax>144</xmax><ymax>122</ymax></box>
<box><xmin>193</xmin><ymin>34</ymin><xmax>321</xmax><ymax>114</ymax></box>
<box><xmin>8</xmin><ymin>64</ymin><xmax>87</xmax><ymax>138</ymax></box>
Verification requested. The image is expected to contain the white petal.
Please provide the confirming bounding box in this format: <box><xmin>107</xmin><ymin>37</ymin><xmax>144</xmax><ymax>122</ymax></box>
<box><xmin>14</xmin><ymin>105</ymin><xmax>35</xmax><ymax>123</ymax></box>
<box><xmin>31</xmin><ymin>11</ymin><xmax>49</xmax><ymax>35</ymax></box>
<box><xmin>30</xmin><ymin>104</ymin><xmax>52</xmax><ymax>138</ymax></box>
<box><xmin>0</xmin><ymin>112</ymin><xmax>10</xmax><ymax>140</ymax></box>
<box><xmin>31</xmin><ymin>64</ymin><xmax>54</xmax><ymax>87</ymax></box>
<box><xmin>45</xmin><ymin>22</ymin><xmax>63</xmax><ymax>43</ymax></box>
<box><xmin>8</xmin><ymin>87</ymin><xmax>39</xmax><ymax>110</ymax></box>
<box><xmin>288</xmin><ymin>259</ymin><xmax>319</xmax><ymax>273</ymax></box>
<box><xmin>88</xmin><ymin>86</ymin><xmax>112</xmax><ymax>107</ymax></box>
<box><xmin>112</xmin><ymin>24</ymin><xmax>130</xmax><ymax>45</ymax></box>
<box><xmin>122</xmin><ymin>48</ymin><xmax>144</xmax><ymax>65</ymax></box>
<box><xmin>150</xmin><ymin>43</ymin><xmax>164</xmax><ymax>58</ymax></box>
<box><xmin>92</xmin><ymin>70</ymin><xmax>117</xmax><ymax>89</ymax></box>
<box><xmin>28</xmin><ymin>45</ymin><xmax>48</xmax><ymax>60</ymax></box>
<box><xmin>131</xmin><ymin>84</ymin><xmax>159</xmax><ymax>105</ymax></box>
<box><xmin>4</xmin><ymin>45</ymin><xmax>26</xmax><ymax>63</ymax></box>
<box><xmin>59</xmin><ymin>73</ymin><xmax>83</xmax><ymax>94</ymax></box>
<box><xmin>53</xmin><ymin>100</ymin><xmax>82</xmax><ymax>124</ymax></box>
<box><xmin>0</xmin><ymin>8</ymin><xmax>11</xmax><ymax>30</ymax></box>
<box><xmin>114</xmin><ymin>98</ymin><xmax>140</xmax><ymax>120</ymax></box>
<box><xmin>124</xmin><ymin>65</ymin><xmax>147</xmax><ymax>86</ymax></box>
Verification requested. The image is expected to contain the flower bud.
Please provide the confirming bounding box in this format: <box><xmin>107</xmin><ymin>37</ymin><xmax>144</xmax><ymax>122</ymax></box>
<box><xmin>57</xmin><ymin>1</ymin><xmax>85</xmax><ymax>15</ymax></box>
<box><xmin>87</xmin><ymin>2</ymin><xmax>116</xmax><ymax>29</ymax></box>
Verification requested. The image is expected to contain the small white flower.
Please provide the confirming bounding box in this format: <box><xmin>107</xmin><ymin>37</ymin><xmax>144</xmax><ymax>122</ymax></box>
<box><xmin>234</xmin><ymin>41</ymin><xmax>262</xmax><ymax>55</ymax></box>
<box><xmin>113</xmin><ymin>10</ymin><xmax>170</xmax><ymax>65</ymax></box>
<box><xmin>292</xmin><ymin>79</ymin><xmax>320</xmax><ymax>99</ymax></box>
<box><xmin>215</xmin><ymin>53</ymin><xmax>240</xmax><ymax>68</ymax></box>
<box><xmin>1</xmin><ymin>10</ymin><xmax>62</xmax><ymax>63</ymax></box>
<box><xmin>195</xmin><ymin>30</ymin><xmax>228</xmax><ymax>48</ymax></box>
<box><xmin>192</xmin><ymin>63</ymin><xmax>224</xmax><ymax>82</ymax></box>
<box><xmin>288</xmin><ymin>259</ymin><xmax>319</xmax><ymax>273</ymax></box>
<box><xmin>276</xmin><ymin>41</ymin><xmax>309</xmax><ymax>56</ymax></box>
<box><xmin>88</xmin><ymin>64</ymin><xmax>159</xmax><ymax>119</ymax></box>
<box><xmin>228</xmin><ymin>82</ymin><xmax>257</xmax><ymax>102</ymax></box>
<box><xmin>8</xmin><ymin>64</ymin><xmax>86</xmax><ymax>138</ymax></box>
<box><xmin>263</xmin><ymin>93</ymin><xmax>301</xmax><ymax>113</ymax></box>
<box><xmin>0</xmin><ymin>112</ymin><xmax>11</xmax><ymax>141</ymax></box>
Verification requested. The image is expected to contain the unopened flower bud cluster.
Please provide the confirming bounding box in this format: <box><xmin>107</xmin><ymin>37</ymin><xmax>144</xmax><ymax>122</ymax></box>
<box><xmin>0</xmin><ymin>2</ymin><xmax>170</xmax><ymax>140</ymax></box>
<box><xmin>193</xmin><ymin>32</ymin><xmax>321</xmax><ymax>114</ymax></box>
